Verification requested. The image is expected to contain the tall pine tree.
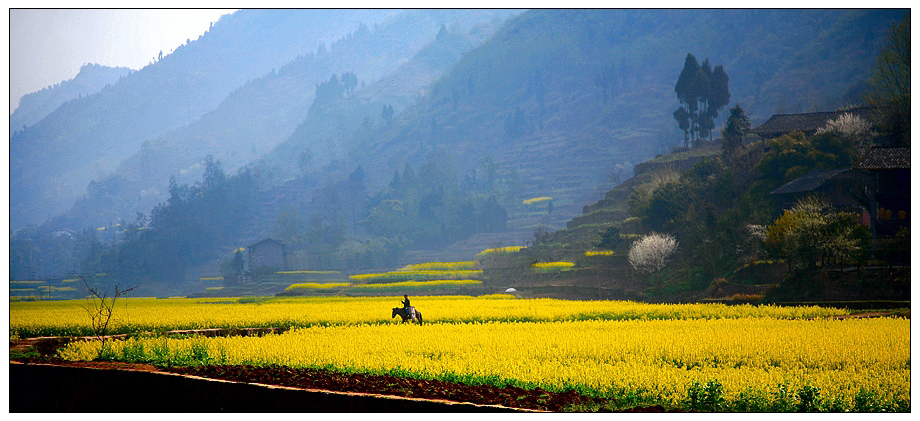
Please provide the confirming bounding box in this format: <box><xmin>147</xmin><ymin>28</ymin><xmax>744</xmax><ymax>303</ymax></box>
<box><xmin>674</xmin><ymin>54</ymin><xmax>730</xmax><ymax>147</ymax></box>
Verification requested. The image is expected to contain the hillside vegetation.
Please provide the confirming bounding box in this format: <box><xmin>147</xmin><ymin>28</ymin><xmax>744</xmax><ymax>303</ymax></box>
<box><xmin>9</xmin><ymin>10</ymin><xmax>908</xmax><ymax>299</ymax></box>
<box><xmin>10</xmin><ymin>9</ymin><xmax>394</xmax><ymax>229</ymax></box>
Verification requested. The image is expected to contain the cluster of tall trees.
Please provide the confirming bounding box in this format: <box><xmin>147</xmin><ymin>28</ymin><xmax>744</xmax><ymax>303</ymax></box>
<box><xmin>673</xmin><ymin>53</ymin><xmax>731</xmax><ymax>148</ymax></box>
<box><xmin>366</xmin><ymin>161</ymin><xmax>508</xmax><ymax>248</ymax></box>
<box><xmin>270</xmin><ymin>158</ymin><xmax>511</xmax><ymax>271</ymax></box>
<box><xmin>311</xmin><ymin>71</ymin><xmax>360</xmax><ymax>115</ymax></box>
<box><xmin>73</xmin><ymin>158</ymin><xmax>258</xmax><ymax>290</ymax></box>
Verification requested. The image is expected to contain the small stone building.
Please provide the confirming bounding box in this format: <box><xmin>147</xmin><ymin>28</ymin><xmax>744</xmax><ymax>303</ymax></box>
<box><xmin>248</xmin><ymin>238</ymin><xmax>287</xmax><ymax>272</ymax></box>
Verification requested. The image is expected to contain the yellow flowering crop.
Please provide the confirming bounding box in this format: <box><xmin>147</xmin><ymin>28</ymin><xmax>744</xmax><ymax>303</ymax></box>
<box><xmin>478</xmin><ymin>246</ymin><xmax>525</xmax><ymax>256</ymax></box>
<box><xmin>349</xmin><ymin>270</ymin><xmax>483</xmax><ymax>282</ymax></box>
<box><xmin>353</xmin><ymin>280</ymin><xmax>482</xmax><ymax>289</ymax></box>
<box><xmin>11</xmin><ymin>296</ymin><xmax>848</xmax><ymax>338</ymax></box>
<box><xmin>523</xmin><ymin>196</ymin><xmax>553</xmax><ymax>205</ymax></box>
<box><xmin>276</xmin><ymin>270</ymin><xmax>342</xmax><ymax>275</ymax></box>
<box><xmin>285</xmin><ymin>282</ymin><xmax>351</xmax><ymax>291</ymax></box>
<box><xmin>531</xmin><ymin>261</ymin><xmax>575</xmax><ymax>269</ymax></box>
<box><xmin>585</xmin><ymin>250</ymin><xmax>614</xmax><ymax>257</ymax></box>
<box><xmin>60</xmin><ymin>318</ymin><xmax>909</xmax><ymax>411</ymax></box>
<box><xmin>398</xmin><ymin>261</ymin><xmax>477</xmax><ymax>271</ymax></box>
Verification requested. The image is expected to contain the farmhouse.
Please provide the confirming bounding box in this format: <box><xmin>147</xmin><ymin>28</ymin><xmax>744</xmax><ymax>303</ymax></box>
<box><xmin>854</xmin><ymin>146</ymin><xmax>910</xmax><ymax>237</ymax></box>
<box><xmin>752</xmin><ymin>107</ymin><xmax>880</xmax><ymax>138</ymax></box>
<box><xmin>769</xmin><ymin>168</ymin><xmax>861</xmax><ymax>210</ymax></box>
<box><xmin>769</xmin><ymin>146</ymin><xmax>910</xmax><ymax>240</ymax></box>
<box><xmin>248</xmin><ymin>238</ymin><xmax>288</xmax><ymax>272</ymax></box>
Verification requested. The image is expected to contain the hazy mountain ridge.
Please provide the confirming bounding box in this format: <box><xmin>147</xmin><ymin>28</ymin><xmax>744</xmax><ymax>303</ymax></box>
<box><xmin>336</xmin><ymin>9</ymin><xmax>902</xmax><ymax>230</ymax></box>
<box><xmin>280</xmin><ymin>8</ymin><xmax>903</xmax><ymax>262</ymax></box>
<box><xmin>10</xmin><ymin>9</ymin><xmax>395</xmax><ymax>229</ymax></box>
<box><xmin>9</xmin><ymin>9</ymin><xmax>907</xmax><ymax>286</ymax></box>
<box><xmin>54</xmin><ymin>10</ymin><xmax>517</xmax><ymax>231</ymax></box>
<box><xmin>9</xmin><ymin>63</ymin><xmax>131</xmax><ymax>136</ymax></box>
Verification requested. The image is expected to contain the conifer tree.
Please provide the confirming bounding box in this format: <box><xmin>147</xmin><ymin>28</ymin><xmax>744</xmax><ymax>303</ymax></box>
<box><xmin>674</xmin><ymin>54</ymin><xmax>730</xmax><ymax>147</ymax></box>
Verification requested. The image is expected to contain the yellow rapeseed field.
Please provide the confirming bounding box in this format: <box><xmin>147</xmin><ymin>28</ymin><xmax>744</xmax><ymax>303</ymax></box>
<box><xmin>10</xmin><ymin>295</ymin><xmax>848</xmax><ymax>338</ymax></box>
<box><xmin>285</xmin><ymin>282</ymin><xmax>351</xmax><ymax>290</ymax></box>
<box><xmin>349</xmin><ymin>269</ymin><xmax>483</xmax><ymax>282</ymax></box>
<box><xmin>478</xmin><ymin>246</ymin><xmax>525</xmax><ymax>256</ymax></box>
<box><xmin>523</xmin><ymin>196</ymin><xmax>553</xmax><ymax>205</ymax></box>
<box><xmin>531</xmin><ymin>261</ymin><xmax>576</xmax><ymax>269</ymax></box>
<box><xmin>353</xmin><ymin>280</ymin><xmax>482</xmax><ymax>289</ymax></box>
<box><xmin>59</xmin><ymin>317</ymin><xmax>909</xmax><ymax>410</ymax></box>
<box><xmin>398</xmin><ymin>261</ymin><xmax>477</xmax><ymax>271</ymax></box>
<box><xmin>585</xmin><ymin>250</ymin><xmax>615</xmax><ymax>257</ymax></box>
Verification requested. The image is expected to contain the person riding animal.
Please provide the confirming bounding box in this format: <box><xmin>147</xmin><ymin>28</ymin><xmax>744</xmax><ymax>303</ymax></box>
<box><xmin>401</xmin><ymin>294</ymin><xmax>413</xmax><ymax>318</ymax></box>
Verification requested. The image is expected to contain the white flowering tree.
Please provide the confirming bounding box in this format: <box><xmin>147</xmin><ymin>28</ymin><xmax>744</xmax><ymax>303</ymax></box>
<box><xmin>628</xmin><ymin>233</ymin><xmax>678</xmax><ymax>284</ymax></box>
<box><xmin>815</xmin><ymin>112</ymin><xmax>874</xmax><ymax>158</ymax></box>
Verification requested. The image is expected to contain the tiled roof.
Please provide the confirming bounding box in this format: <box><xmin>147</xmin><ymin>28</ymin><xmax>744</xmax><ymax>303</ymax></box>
<box><xmin>753</xmin><ymin>107</ymin><xmax>881</xmax><ymax>137</ymax></box>
<box><xmin>249</xmin><ymin>238</ymin><xmax>285</xmax><ymax>248</ymax></box>
<box><xmin>854</xmin><ymin>147</ymin><xmax>910</xmax><ymax>170</ymax></box>
<box><xmin>770</xmin><ymin>169</ymin><xmax>852</xmax><ymax>195</ymax></box>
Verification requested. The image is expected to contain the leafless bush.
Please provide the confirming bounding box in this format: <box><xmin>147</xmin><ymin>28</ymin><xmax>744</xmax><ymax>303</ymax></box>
<box><xmin>81</xmin><ymin>276</ymin><xmax>136</xmax><ymax>348</ymax></box>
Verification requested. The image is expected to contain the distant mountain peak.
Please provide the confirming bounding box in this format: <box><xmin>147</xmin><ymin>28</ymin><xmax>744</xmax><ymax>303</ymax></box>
<box><xmin>10</xmin><ymin>63</ymin><xmax>131</xmax><ymax>134</ymax></box>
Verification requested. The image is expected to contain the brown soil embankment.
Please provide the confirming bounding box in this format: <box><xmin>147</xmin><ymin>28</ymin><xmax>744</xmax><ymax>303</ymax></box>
<box><xmin>9</xmin><ymin>362</ymin><xmax>524</xmax><ymax>412</ymax></box>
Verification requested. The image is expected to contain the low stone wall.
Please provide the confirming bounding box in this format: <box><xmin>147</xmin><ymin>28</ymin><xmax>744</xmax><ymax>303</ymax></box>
<box><xmin>10</xmin><ymin>363</ymin><xmax>522</xmax><ymax>412</ymax></box>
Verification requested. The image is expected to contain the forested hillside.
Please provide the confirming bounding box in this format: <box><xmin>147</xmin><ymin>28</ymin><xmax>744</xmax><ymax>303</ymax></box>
<box><xmin>55</xmin><ymin>10</ymin><xmax>513</xmax><ymax>231</ymax></box>
<box><xmin>491</xmin><ymin>13</ymin><xmax>910</xmax><ymax>303</ymax></box>
<box><xmin>10</xmin><ymin>9</ymin><xmax>394</xmax><ymax>229</ymax></box>
<box><xmin>291</xmin><ymin>9</ymin><xmax>903</xmax><ymax>259</ymax></box>
<box><xmin>9</xmin><ymin>9</ymin><xmax>907</xmax><ymax>297</ymax></box>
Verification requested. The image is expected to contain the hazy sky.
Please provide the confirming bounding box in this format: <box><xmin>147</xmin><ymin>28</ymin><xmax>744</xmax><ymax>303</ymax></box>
<box><xmin>9</xmin><ymin>9</ymin><xmax>236</xmax><ymax>113</ymax></box>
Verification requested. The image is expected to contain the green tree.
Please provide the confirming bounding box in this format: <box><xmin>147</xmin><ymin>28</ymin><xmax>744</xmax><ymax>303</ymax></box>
<box><xmin>764</xmin><ymin>196</ymin><xmax>869</xmax><ymax>272</ymax></box>
<box><xmin>703</xmin><ymin>63</ymin><xmax>731</xmax><ymax>141</ymax></box>
<box><xmin>674</xmin><ymin>54</ymin><xmax>705</xmax><ymax>148</ymax></box>
<box><xmin>673</xmin><ymin>107</ymin><xmax>691</xmax><ymax>146</ymax></box>
<box><xmin>273</xmin><ymin>205</ymin><xmax>305</xmax><ymax>244</ymax></box>
<box><xmin>381</xmin><ymin>104</ymin><xmax>394</xmax><ymax>125</ymax></box>
<box><xmin>341</xmin><ymin>71</ymin><xmax>358</xmax><ymax>94</ymax></box>
<box><xmin>674</xmin><ymin>54</ymin><xmax>730</xmax><ymax>146</ymax></box>
<box><xmin>365</xmin><ymin>200</ymin><xmax>407</xmax><ymax>238</ymax></box>
<box><xmin>721</xmin><ymin>104</ymin><xmax>751</xmax><ymax>160</ymax></box>
<box><xmin>867</xmin><ymin>15</ymin><xmax>910</xmax><ymax>145</ymax></box>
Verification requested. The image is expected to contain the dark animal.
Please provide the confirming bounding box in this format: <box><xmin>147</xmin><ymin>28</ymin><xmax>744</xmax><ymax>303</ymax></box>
<box><xmin>392</xmin><ymin>306</ymin><xmax>423</xmax><ymax>325</ymax></box>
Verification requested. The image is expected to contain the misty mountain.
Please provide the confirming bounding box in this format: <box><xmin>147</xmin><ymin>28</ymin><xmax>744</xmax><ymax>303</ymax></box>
<box><xmin>10</xmin><ymin>9</ymin><xmax>394</xmax><ymax>229</ymax></box>
<box><xmin>10</xmin><ymin>9</ymin><xmax>906</xmax><ymax>285</ymax></box>
<box><xmin>10</xmin><ymin>63</ymin><xmax>131</xmax><ymax>136</ymax></box>
<box><xmin>307</xmin><ymin>9</ymin><xmax>903</xmax><ymax>243</ymax></box>
<box><xmin>54</xmin><ymin>10</ymin><xmax>517</xmax><ymax>231</ymax></box>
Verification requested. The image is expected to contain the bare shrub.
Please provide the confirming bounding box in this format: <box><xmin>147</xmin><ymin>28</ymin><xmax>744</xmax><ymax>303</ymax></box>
<box><xmin>81</xmin><ymin>276</ymin><xmax>136</xmax><ymax>350</ymax></box>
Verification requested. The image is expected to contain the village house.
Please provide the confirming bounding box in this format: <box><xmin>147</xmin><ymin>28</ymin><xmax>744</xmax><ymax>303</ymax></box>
<box><xmin>854</xmin><ymin>146</ymin><xmax>910</xmax><ymax>238</ymax></box>
<box><xmin>769</xmin><ymin>168</ymin><xmax>861</xmax><ymax>210</ymax></box>
<box><xmin>248</xmin><ymin>238</ymin><xmax>288</xmax><ymax>272</ymax></box>
<box><xmin>752</xmin><ymin>106</ymin><xmax>880</xmax><ymax>139</ymax></box>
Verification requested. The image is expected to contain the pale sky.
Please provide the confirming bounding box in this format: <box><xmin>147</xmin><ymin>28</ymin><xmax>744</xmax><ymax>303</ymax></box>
<box><xmin>8</xmin><ymin>8</ymin><xmax>236</xmax><ymax>113</ymax></box>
